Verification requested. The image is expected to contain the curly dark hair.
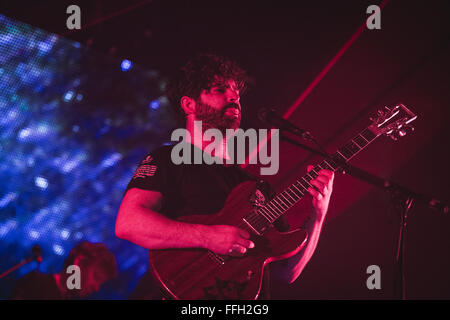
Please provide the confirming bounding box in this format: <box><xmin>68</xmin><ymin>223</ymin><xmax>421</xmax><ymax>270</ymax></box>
<box><xmin>165</xmin><ymin>53</ymin><xmax>249</xmax><ymax>125</ymax></box>
<box><xmin>63</xmin><ymin>241</ymin><xmax>117</xmax><ymax>279</ymax></box>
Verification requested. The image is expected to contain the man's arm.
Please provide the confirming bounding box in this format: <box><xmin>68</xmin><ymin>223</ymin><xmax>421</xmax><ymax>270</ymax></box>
<box><xmin>115</xmin><ymin>188</ymin><xmax>254</xmax><ymax>255</ymax></box>
<box><xmin>272</xmin><ymin>167</ymin><xmax>334</xmax><ymax>284</ymax></box>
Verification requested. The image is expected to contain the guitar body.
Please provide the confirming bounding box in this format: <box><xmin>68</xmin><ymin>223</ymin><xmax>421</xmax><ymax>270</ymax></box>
<box><xmin>149</xmin><ymin>180</ymin><xmax>308</xmax><ymax>300</ymax></box>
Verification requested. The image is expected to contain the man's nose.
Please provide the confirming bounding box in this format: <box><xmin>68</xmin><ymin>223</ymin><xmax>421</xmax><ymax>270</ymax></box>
<box><xmin>227</xmin><ymin>89</ymin><xmax>240</xmax><ymax>104</ymax></box>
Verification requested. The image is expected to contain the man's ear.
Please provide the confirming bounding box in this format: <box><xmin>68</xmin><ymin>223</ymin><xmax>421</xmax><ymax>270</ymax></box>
<box><xmin>180</xmin><ymin>96</ymin><xmax>196</xmax><ymax>116</ymax></box>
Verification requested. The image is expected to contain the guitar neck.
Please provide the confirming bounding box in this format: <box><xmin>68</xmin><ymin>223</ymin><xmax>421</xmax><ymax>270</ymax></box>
<box><xmin>243</xmin><ymin>126</ymin><xmax>380</xmax><ymax>234</ymax></box>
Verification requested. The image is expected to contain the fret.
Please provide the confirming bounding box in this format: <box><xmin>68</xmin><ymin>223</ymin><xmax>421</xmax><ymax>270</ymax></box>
<box><xmin>276</xmin><ymin>195</ymin><xmax>292</xmax><ymax>209</ymax></box>
<box><xmin>361</xmin><ymin>128</ymin><xmax>377</xmax><ymax>142</ymax></box>
<box><xmin>294</xmin><ymin>180</ymin><xmax>308</xmax><ymax>192</ymax></box>
<box><xmin>266</xmin><ymin>201</ymin><xmax>283</xmax><ymax>216</ymax></box>
<box><xmin>333</xmin><ymin>151</ymin><xmax>347</xmax><ymax>164</ymax></box>
<box><xmin>321</xmin><ymin>160</ymin><xmax>334</xmax><ymax>171</ymax></box>
<box><xmin>269</xmin><ymin>197</ymin><xmax>285</xmax><ymax>214</ymax></box>
<box><xmin>305</xmin><ymin>172</ymin><xmax>314</xmax><ymax>182</ymax></box>
<box><xmin>291</xmin><ymin>183</ymin><xmax>305</xmax><ymax>196</ymax></box>
<box><xmin>284</xmin><ymin>191</ymin><xmax>296</xmax><ymax>203</ymax></box>
<box><xmin>284</xmin><ymin>189</ymin><xmax>298</xmax><ymax>202</ymax></box>
<box><xmin>353</xmin><ymin>134</ymin><xmax>367</xmax><ymax>148</ymax></box>
<box><xmin>338</xmin><ymin>145</ymin><xmax>353</xmax><ymax>159</ymax></box>
<box><xmin>296</xmin><ymin>179</ymin><xmax>308</xmax><ymax>191</ymax></box>
<box><xmin>351</xmin><ymin>139</ymin><xmax>362</xmax><ymax>149</ymax></box>
<box><xmin>300</xmin><ymin>177</ymin><xmax>313</xmax><ymax>189</ymax></box>
<box><xmin>266</xmin><ymin>201</ymin><xmax>283</xmax><ymax>217</ymax></box>
<box><xmin>357</xmin><ymin>132</ymin><xmax>370</xmax><ymax>144</ymax></box>
<box><xmin>308</xmin><ymin>169</ymin><xmax>319</xmax><ymax>179</ymax></box>
<box><xmin>258</xmin><ymin>207</ymin><xmax>276</xmax><ymax>221</ymax></box>
<box><xmin>265</xmin><ymin>207</ymin><xmax>280</xmax><ymax>223</ymax></box>
<box><xmin>264</xmin><ymin>207</ymin><xmax>280</xmax><ymax>222</ymax></box>
<box><xmin>288</xmin><ymin>185</ymin><xmax>303</xmax><ymax>198</ymax></box>
<box><xmin>344</xmin><ymin>140</ymin><xmax>361</xmax><ymax>155</ymax></box>
<box><xmin>326</xmin><ymin>158</ymin><xmax>339</xmax><ymax>170</ymax></box>
<box><xmin>279</xmin><ymin>193</ymin><xmax>294</xmax><ymax>206</ymax></box>
<box><xmin>264</xmin><ymin>205</ymin><xmax>278</xmax><ymax>218</ymax></box>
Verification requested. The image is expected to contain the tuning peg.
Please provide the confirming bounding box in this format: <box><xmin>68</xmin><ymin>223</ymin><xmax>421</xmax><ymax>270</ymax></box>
<box><xmin>386</xmin><ymin>129</ymin><xmax>399</xmax><ymax>141</ymax></box>
<box><xmin>406</xmin><ymin>124</ymin><xmax>415</xmax><ymax>132</ymax></box>
<box><xmin>389</xmin><ymin>133</ymin><xmax>399</xmax><ymax>141</ymax></box>
<box><xmin>400</xmin><ymin>124</ymin><xmax>415</xmax><ymax>137</ymax></box>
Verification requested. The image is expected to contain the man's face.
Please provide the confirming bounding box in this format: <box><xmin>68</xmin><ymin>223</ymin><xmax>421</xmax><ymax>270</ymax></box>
<box><xmin>194</xmin><ymin>79</ymin><xmax>241</xmax><ymax>132</ymax></box>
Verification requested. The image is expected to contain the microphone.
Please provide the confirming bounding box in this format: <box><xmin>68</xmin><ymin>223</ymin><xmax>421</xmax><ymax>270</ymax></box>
<box><xmin>258</xmin><ymin>108</ymin><xmax>313</xmax><ymax>140</ymax></box>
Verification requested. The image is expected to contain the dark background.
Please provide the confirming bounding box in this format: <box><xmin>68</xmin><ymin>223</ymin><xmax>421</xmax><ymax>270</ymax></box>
<box><xmin>1</xmin><ymin>0</ymin><xmax>449</xmax><ymax>299</ymax></box>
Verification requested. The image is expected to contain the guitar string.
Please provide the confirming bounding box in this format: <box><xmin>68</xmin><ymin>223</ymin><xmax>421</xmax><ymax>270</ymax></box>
<box><xmin>229</xmin><ymin>130</ymin><xmax>378</xmax><ymax>245</ymax></box>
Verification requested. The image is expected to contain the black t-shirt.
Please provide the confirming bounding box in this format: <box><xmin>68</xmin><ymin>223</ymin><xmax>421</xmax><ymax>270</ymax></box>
<box><xmin>12</xmin><ymin>271</ymin><xmax>62</xmax><ymax>300</ymax></box>
<box><xmin>126</xmin><ymin>143</ymin><xmax>277</xmax><ymax>218</ymax></box>
<box><xmin>125</xmin><ymin>142</ymin><xmax>288</xmax><ymax>299</ymax></box>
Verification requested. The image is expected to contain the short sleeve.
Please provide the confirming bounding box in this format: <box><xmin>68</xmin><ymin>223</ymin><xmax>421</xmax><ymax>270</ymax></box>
<box><xmin>125</xmin><ymin>148</ymin><xmax>168</xmax><ymax>194</ymax></box>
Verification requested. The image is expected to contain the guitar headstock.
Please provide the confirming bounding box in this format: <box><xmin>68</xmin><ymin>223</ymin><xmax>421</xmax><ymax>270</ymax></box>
<box><xmin>369</xmin><ymin>104</ymin><xmax>417</xmax><ymax>140</ymax></box>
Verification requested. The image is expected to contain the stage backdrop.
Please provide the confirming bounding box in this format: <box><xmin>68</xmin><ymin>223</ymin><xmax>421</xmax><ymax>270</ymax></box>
<box><xmin>0</xmin><ymin>14</ymin><xmax>176</xmax><ymax>299</ymax></box>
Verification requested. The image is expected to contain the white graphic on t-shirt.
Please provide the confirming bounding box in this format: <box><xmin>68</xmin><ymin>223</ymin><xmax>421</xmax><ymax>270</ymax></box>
<box><xmin>132</xmin><ymin>155</ymin><xmax>157</xmax><ymax>179</ymax></box>
<box><xmin>142</xmin><ymin>155</ymin><xmax>153</xmax><ymax>164</ymax></box>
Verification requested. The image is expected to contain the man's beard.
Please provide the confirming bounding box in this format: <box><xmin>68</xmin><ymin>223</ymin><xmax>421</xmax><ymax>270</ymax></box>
<box><xmin>194</xmin><ymin>100</ymin><xmax>241</xmax><ymax>134</ymax></box>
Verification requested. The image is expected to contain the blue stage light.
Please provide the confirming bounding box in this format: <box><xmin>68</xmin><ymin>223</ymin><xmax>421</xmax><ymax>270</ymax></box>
<box><xmin>0</xmin><ymin>220</ymin><xmax>16</xmax><ymax>236</ymax></box>
<box><xmin>18</xmin><ymin>127</ymin><xmax>31</xmax><ymax>140</ymax></box>
<box><xmin>101</xmin><ymin>152</ymin><xmax>123</xmax><ymax>168</ymax></box>
<box><xmin>0</xmin><ymin>193</ymin><xmax>18</xmax><ymax>209</ymax></box>
<box><xmin>63</xmin><ymin>90</ymin><xmax>74</xmax><ymax>102</ymax></box>
<box><xmin>60</xmin><ymin>229</ymin><xmax>70</xmax><ymax>240</ymax></box>
<box><xmin>149</xmin><ymin>100</ymin><xmax>160</xmax><ymax>110</ymax></box>
<box><xmin>28</xmin><ymin>230</ymin><xmax>40</xmax><ymax>240</ymax></box>
<box><xmin>120</xmin><ymin>59</ymin><xmax>132</xmax><ymax>71</ymax></box>
<box><xmin>34</xmin><ymin>176</ymin><xmax>49</xmax><ymax>189</ymax></box>
<box><xmin>52</xmin><ymin>244</ymin><xmax>65</xmax><ymax>256</ymax></box>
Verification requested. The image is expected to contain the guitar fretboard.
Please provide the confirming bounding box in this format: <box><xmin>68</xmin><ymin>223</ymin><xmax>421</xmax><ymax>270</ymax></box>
<box><xmin>243</xmin><ymin>127</ymin><xmax>378</xmax><ymax>234</ymax></box>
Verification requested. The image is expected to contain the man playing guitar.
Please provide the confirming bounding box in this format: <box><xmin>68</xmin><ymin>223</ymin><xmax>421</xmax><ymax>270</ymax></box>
<box><xmin>115</xmin><ymin>53</ymin><xmax>334</xmax><ymax>299</ymax></box>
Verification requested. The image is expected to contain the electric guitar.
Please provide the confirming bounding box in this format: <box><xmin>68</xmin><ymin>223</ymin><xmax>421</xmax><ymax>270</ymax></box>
<box><xmin>149</xmin><ymin>104</ymin><xmax>417</xmax><ymax>299</ymax></box>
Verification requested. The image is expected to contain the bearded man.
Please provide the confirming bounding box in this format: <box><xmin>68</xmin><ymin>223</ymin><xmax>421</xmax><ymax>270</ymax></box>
<box><xmin>115</xmin><ymin>54</ymin><xmax>334</xmax><ymax>299</ymax></box>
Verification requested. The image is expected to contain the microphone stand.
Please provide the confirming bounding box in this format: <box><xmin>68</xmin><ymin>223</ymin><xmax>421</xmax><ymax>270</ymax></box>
<box><xmin>0</xmin><ymin>245</ymin><xmax>42</xmax><ymax>279</ymax></box>
<box><xmin>279</xmin><ymin>131</ymin><xmax>448</xmax><ymax>300</ymax></box>
<box><xmin>0</xmin><ymin>257</ymin><xmax>35</xmax><ymax>279</ymax></box>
